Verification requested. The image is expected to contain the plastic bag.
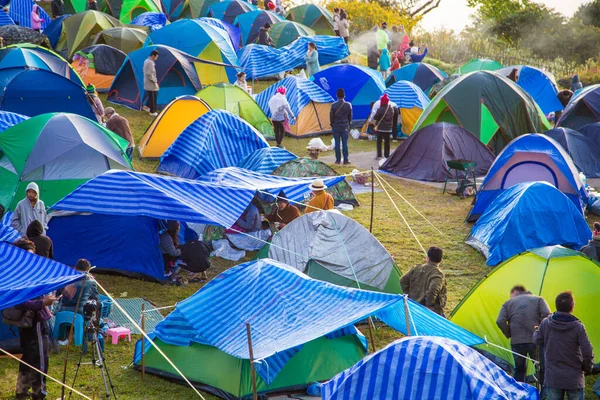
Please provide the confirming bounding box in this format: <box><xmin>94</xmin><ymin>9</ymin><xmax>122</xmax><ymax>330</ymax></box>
<box><xmin>307</xmin><ymin>138</ymin><xmax>329</xmax><ymax>151</ymax></box>
<box><xmin>350</xmin><ymin>129</ymin><xmax>360</xmax><ymax>139</ymax></box>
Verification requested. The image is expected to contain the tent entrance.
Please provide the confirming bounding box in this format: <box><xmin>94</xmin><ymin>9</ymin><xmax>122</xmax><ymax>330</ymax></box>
<box><xmin>501</xmin><ymin>161</ymin><xmax>558</xmax><ymax>189</ymax></box>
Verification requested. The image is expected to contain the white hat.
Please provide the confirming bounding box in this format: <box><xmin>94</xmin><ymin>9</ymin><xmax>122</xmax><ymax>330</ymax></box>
<box><xmin>26</xmin><ymin>182</ymin><xmax>39</xmax><ymax>195</ymax></box>
<box><xmin>309</xmin><ymin>179</ymin><xmax>327</xmax><ymax>191</ymax></box>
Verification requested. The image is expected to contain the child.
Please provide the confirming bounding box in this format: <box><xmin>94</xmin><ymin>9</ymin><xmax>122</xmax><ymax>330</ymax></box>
<box><xmin>379</xmin><ymin>48</ymin><xmax>391</xmax><ymax>79</ymax></box>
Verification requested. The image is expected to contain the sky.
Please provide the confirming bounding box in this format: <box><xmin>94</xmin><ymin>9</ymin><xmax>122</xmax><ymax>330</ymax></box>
<box><xmin>420</xmin><ymin>0</ymin><xmax>588</xmax><ymax>31</ymax></box>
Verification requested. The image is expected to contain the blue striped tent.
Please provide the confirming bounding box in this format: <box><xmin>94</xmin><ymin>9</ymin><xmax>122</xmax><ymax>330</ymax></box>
<box><xmin>237</xmin><ymin>35</ymin><xmax>349</xmax><ymax>79</ymax></box>
<box><xmin>130</xmin><ymin>12</ymin><xmax>167</xmax><ymax>31</ymax></box>
<box><xmin>197</xmin><ymin>17</ymin><xmax>242</xmax><ymax>51</ymax></box>
<box><xmin>0</xmin><ymin>223</ymin><xmax>20</xmax><ymax>243</ymax></box>
<box><xmin>256</xmin><ymin>76</ymin><xmax>334</xmax><ymax>136</ymax></box>
<box><xmin>0</xmin><ymin>10</ymin><xmax>15</xmax><ymax>26</ymax></box>
<box><xmin>196</xmin><ymin>167</ymin><xmax>344</xmax><ymax>203</ymax></box>
<box><xmin>0</xmin><ymin>110</ymin><xmax>27</xmax><ymax>133</ymax></box>
<box><xmin>322</xmin><ymin>336</ymin><xmax>538</xmax><ymax>400</ymax></box>
<box><xmin>158</xmin><ymin>110</ymin><xmax>269</xmax><ymax>179</ymax></box>
<box><xmin>9</xmin><ymin>0</ymin><xmax>51</xmax><ymax>28</ymax></box>
<box><xmin>133</xmin><ymin>259</ymin><xmax>483</xmax><ymax>397</ymax></box>
<box><xmin>384</xmin><ymin>81</ymin><xmax>430</xmax><ymax>134</ymax></box>
<box><xmin>0</xmin><ymin>242</ymin><xmax>83</xmax><ymax>309</ymax></box>
<box><xmin>237</xmin><ymin>147</ymin><xmax>297</xmax><ymax>174</ymax></box>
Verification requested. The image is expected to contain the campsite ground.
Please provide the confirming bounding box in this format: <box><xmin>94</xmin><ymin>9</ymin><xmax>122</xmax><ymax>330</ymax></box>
<box><xmin>1</xmin><ymin>98</ymin><xmax>599</xmax><ymax>399</ymax></box>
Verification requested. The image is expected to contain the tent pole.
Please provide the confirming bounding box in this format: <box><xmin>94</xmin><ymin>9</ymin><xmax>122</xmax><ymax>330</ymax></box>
<box><xmin>367</xmin><ymin>317</ymin><xmax>377</xmax><ymax>353</ymax></box>
<box><xmin>245</xmin><ymin>323</ymin><xmax>258</xmax><ymax>400</ymax></box>
<box><xmin>369</xmin><ymin>167</ymin><xmax>375</xmax><ymax>233</ymax></box>
<box><xmin>404</xmin><ymin>296</ymin><xmax>411</xmax><ymax>336</ymax></box>
<box><xmin>61</xmin><ymin>274</ymin><xmax>88</xmax><ymax>400</ymax></box>
<box><xmin>141</xmin><ymin>303</ymin><xmax>145</xmax><ymax>381</ymax></box>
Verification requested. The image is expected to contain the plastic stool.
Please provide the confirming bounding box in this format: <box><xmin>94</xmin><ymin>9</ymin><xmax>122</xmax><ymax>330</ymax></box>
<box><xmin>52</xmin><ymin>311</ymin><xmax>84</xmax><ymax>346</ymax></box>
<box><xmin>107</xmin><ymin>327</ymin><xmax>131</xmax><ymax>345</ymax></box>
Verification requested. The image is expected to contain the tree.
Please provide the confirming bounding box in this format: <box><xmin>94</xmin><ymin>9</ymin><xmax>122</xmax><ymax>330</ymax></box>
<box><xmin>467</xmin><ymin>0</ymin><xmax>541</xmax><ymax>22</ymax></box>
<box><xmin>369</xmin><ymin>0</ymin><xmax>443</xmax><ymax>17</ymax></box>
<box><xmin>575</xmin><ymin>0</ymin><xmax>600</xmax><ymax>28</ymax></box>
<box><xmin>325</xmin><ymin>0</ymin><xmax>420</xmax><ymax>33</ymax></box>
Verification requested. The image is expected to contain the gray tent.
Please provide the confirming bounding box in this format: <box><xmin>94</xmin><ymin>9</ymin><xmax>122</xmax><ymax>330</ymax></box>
<box><xmin>257</xmin><ymin>211</ymin><xmax>403</xmax><ymax>293</ymax></box>
<box><xmin>544</xmin><ymin>127</ymin><xmax>600</xmax><ymax>178</ymax></box>
<box><xmin>380</xmin><ymin>122</ymin><xmax>495</xmax><ymax>181</ymax></box>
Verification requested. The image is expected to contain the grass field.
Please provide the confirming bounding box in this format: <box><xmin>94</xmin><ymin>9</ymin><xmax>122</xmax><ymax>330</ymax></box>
<box><xmin>1</xmin><ymin>97</ymin><xmax>598</xmax><ymax>399</ymax></box>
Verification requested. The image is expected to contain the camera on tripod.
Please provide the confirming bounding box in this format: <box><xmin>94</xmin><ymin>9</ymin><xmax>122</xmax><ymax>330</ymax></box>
<box><xmin>83</xmin><ymin>299</ymin><xmax>98</xmax><ymax>322</ymax></box>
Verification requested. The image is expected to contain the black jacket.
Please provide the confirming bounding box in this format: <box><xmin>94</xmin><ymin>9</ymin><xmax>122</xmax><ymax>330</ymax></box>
<box><xmin>329</xmin><ymin>99</ymin><xmax>352</xmax><ymax>132</ymax></box>
<box><xmin>257</xmin><ymin>27</ymin><xmax>273</xmax><ymax>46</ymax></box>
<box><xmin>26</xmin><ymin>220</ymin><xmax>53</xmax><ymax>259</ymax></box>
<box><xmin>580</xmin><ymin>237</ymin><xmax>600</xmax><ymax>261</ymax></box>
<box><xmin>373</xmin><ymin>104</ymin><xmax>398</xmax><ymax>133</ymax></box>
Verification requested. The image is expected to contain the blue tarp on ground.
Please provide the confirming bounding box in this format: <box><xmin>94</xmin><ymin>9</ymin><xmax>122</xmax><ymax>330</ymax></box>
<box><xmin>385</xmin><ymin>62</ymin><xmax>447</xmax><ymax>94</ymax></box>
<box><xmin>557</xmin><ymin>84</ymin><xmax>600</xmax><ymax>130</ymax></box>
<box><xmin>0</xmin><ymin>69</ymin><xmax>96</xmax><ymax>119</ymax></box>
<box><xmin>135</xmin><ymin>259</ymin><xmax>483</xmax><ymax>384</ymax></box>
<box><xmin>312</xmin><ymin>64</ymin><xmax>385</xmax><ymax>120</ymax></box>
<box><xmin>237</xmin><ymin>35</ymin><xmax>349</xmax><ymax>79</ymax></box>
<box><xmin>0</xmin><ymin>242</ymin><xmax>83</xmax><ymax>309</ymax></box>
<box><xmin>158</xmin><ymin>110</ymin><xmax>269</xmax><ymax>179</ymax></box>
<box><xmin>237</xmin><ymin>147</ymin><xmax>297</xmax><ymax>174</ymax></box>
<box><xmin>468</xmin><ymin>134</ymin><xmax>587</xmax><ymax>221</ymax></box>
<box><xmin>48</xmin><ymin>213</ymin><xmax>164</xmax><ymax>281</ymax></box>
<box><xmin>196</xmin><ymin>167</ymin><xmax>345</xmax><ymax>203</ymax></box>
<box><xmin>131</xmin><ymin>12</ymin><xmax>167</xmax><ymax>31</ymax></box>
<box><xmin>322</xmin><ymin>336</ymin><xmax>538</xmax><ymax>400</ymax></box>
<box><xmin>256</xmin><ymin>76</ymin><xmax>334</xmax><ymax>120</ymax></box>
<box><xmin>466</xmin><ymin>181</ymin><xmax>591</xmax><ymax>266</ymax></box>
<box><xmin>497</xmin><ymin>65</ymin><xmax>563</xmax><ymax>115</ymax></box>
<box><xmin>544</xmin><ymin>127</ymin><xmax>600</xmax><ymax>178</ymax></box>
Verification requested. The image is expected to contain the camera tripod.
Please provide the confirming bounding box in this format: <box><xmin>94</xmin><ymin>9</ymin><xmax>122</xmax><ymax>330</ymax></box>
<box><xmin>68</xmin><ymin>318</ymin><xmax>117</xmax><ymax>400</ymax></box>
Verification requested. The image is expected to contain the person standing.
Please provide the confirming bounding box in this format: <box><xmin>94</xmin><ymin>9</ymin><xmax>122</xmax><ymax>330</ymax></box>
<box><xmin>329</xmin><ymin>88</ymin><xmax>352</xmax><ymax>165</ymax></box>
<box><xmin>367</xmin><ymin>30</ymin><xmax>379</xmax><ymax>70</ymax></box>
<box><xmin>332</xmin><ymin>8</ymin><xmax>340</xmax><ymax>36</ymax></box>
<box><xmin>379</xmin><ymin>48</ymin><xmax>391</xmax><ymax>79</ymax></box>
<box><xmin>338</xmin><ymin>10</ymin><xmax>350</xmax><ymax>44</ymax></box>
<box><xmin>372</xmin><ymin>94</ymin><xmax>397</xmax><ymax>159</ymax></box>
<box><xmin>13</xmin><ymin>238</ymin><xmax>58</xmax><ymax>400</ymax></box>
<box><xmin>534</xmin><ymin>291</ymin><xmax>594</xmax><ymax>400</ymax></box>
<box><xmin>304</xmin><ymin>42</ymin><xmax>320</xmax><ymax>77</ymax></box>
<box><xmin>376</xmin><ymin>22</ymin><xmax>390</xmax><ymax>54</ymax></box>
<box><xmin>143</xmin><ymin>50</ymin><xmax>159</xmax><ymax>116</ymax></box>
<box><xmin>11</xmin><ymin>182</ymin><xmax>47</xmax><ymax>237</ymax></box>
<box><xmin>51</xmin><ymin>0</ymin><xmax>64</xmax><ymax>17</ymax></box>
<box><xmin>86</xmin><ymin>0</ymin><xmax>98</xmax><ymax>10</ymax></box>
<box><xmin>400</xmin><ymin>246</ymin><xmax>447</xmax><ymax>316</ymax></box>
<box><xmin>268</xmin><ymin>87</ymin><xmax>294</xmax><ymax>148</ymax></box>
<box><xmin>305</xmin><ymin>179</ymin><xmax>334</xmax><ymax>214</ymax></box>
<box><xmin>26</xmin><ymin>220</ymin><xmax>53</xmax><ymax>259</ymax></box>
<box><xmin>580</xmin><ymin>222</ymin><xmax>600</xmax><ymax>261</ymax></box>
<box><xmin>570</xmin><ymin>75</ymin><xmax>583</xmax><ymax>92</ymax></box>
<box><xmin>30</xmin><ymin>5</ymin><xmax>43</xmax><ymax>32</ymax></box>
<box><xmin>496</xmin><ymin>286</ymin><xmax>551</xmax><ymax>387</ymax></box>
<box><xmin>104</xmin><ymin>107</ymin><xmax>135</xmax><ymax>159</ymax></box>
<box><xmin>86</xmin><ymin>84</ymin><xmax>104</xmax><ymax>123</ymax></box>
<box><xmin>257</xmin><ymin>23</ymin><xmax>274</xmax><ymax>46</ymax></box>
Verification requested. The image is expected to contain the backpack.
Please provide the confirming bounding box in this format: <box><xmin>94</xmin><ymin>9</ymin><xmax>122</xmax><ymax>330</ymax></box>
<box><xmin>2</xmin><ymin>307</ymin><xmax>35</xmax><ymax>328</ymax></box>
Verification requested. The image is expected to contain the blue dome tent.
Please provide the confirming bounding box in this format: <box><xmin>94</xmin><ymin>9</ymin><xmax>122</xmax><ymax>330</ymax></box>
<box><xmin>233</xmin><ymin>10</ymin><xmax>283</xmax><ymax>46</ymax></box>
<box><xmin>557</xmin><ymin>84</ymin><xmax>600</xmax><ymax>130</ymax></box>
<box><xmin>312</xmin><ymin>64</ymin><xmax>385</xmax><ymax>120</ymax></box>
<box><xmin>497</xmin><ymin>65</ymin><xmax>563</xmax><ymax>115</ymax></box>
<box><xmin>0</xmin><ymin>68</ymin><xmax>96</xmax><ymax>119</ymax></box>
<box><xmin>206</xmin><ymin>0</ymin><xmax>256</xmax><ymax>24</ymax></box>
<box><xmin>466</xmin><ymin>181</ymin><xmax>591</xmax><ymax>266</ymax></box>
<box><xmin>158</xmin><ymin>110</ymin><xmax>269</xmax><ymax>179</ymax></box>
<box><xmin>467</xmin><ymin>134</ymin><xmax>587</xmax><ymax>222</ymax></box>
<box><xmin>385</xmin><ymin>62</ymin><xmax>447</xmax><ymax>95</ymax></box>
<box><xmin>198</xmin><ymin>17</ymin><xmax>241</xmax><ymax>51</ymax></box>
<box><xmin>107</xmin><ymin>45</ymin><xmax>203</xmax><ymax>111</ymax></box>
<box><xmin>544</xmin><ymin>127</ymin><xmax>600</xmax><ymax>178</ymax></box>
<box><xmin>579</xmin><ymin>122</ymin><xmax>600</xmax><ymax>149</ymax></box>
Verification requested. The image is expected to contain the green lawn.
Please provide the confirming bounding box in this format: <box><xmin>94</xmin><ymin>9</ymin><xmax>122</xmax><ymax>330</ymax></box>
<box><xmin>1</xmin><ymin>97</ymin><xmax>598</xmax><ymax>399</ymax></box>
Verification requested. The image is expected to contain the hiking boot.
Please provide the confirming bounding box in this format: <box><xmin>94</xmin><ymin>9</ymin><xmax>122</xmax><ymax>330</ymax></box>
<box><xmin>343</xmin><ymin>161</ymin><xmax>351</xmax><ymax>165</ymax></box>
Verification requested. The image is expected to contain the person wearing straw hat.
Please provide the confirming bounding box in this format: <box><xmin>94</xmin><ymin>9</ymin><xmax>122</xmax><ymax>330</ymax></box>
<box><xmin>305</xmin><ymin>179</ymin><xmax>334</xmax><ymax>214</ymax></box>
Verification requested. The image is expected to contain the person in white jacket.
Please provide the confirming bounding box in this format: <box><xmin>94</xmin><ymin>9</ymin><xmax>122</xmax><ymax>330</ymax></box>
<box><xmin>11</xmin><ymin>182</ymin><xmax>48</xmax><ymax>236</ymax></box>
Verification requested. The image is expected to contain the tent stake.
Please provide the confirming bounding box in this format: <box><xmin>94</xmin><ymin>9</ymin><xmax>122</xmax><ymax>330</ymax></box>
<box><xmin>369</xmin><ymin>167</ymin><xmax>375</xmax><ymax>233</ymax></box>
<box><xmin>246</xmin><ymin>323</ymin><xmax>258</xmax><ymax>400</ymax></box>
<box><xmin>404</xmin><ymin>296</ymin><xmax>411</xmax><ymax>336</ymax></box>
<box><xmin>141</xmin><ymin>303</ymin><xmax>145</xmax><ymax>381</ymax></box>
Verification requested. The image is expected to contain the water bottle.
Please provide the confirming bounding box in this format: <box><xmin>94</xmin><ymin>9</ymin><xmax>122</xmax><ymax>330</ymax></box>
<box><xmin>580</xmin><ymin>172</ymin><xmax>587</xmax><ymax>188</ymax></box>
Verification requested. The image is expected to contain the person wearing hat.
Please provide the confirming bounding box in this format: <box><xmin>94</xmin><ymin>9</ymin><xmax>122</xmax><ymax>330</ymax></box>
<box><xmin>11</xmin><ymin>182</ymin><xmax>48</xmax><ymax>237</ymax></box>
<box><xmin>258</xmin><ymin>23</ymin><xmax>274</xmax><ymax>46</ymax></box>
<box><xmin>330</xmin><ymin>88</ymin><xmax>352</xmax><ymax>165</ymax></box>
<box><xmin>268</xmin><ymin>86</ymin><xmax>295</xmax><ymax>147</ymax></box>
<box><xmin>266</xmin><ymin>191</ymin><xmax>301</xmax><ymax>229</ymax></box>
<box><xmin>86</xmin><ymin>83</ymin><xmax>104</xmax><ymax>123</ymax></box>
<box><xmin>305</xmin><ymin>180</ymin><xmax>334</xmax><ymax>214</ymax></box>
<box><xmin>372</xmin><ymin>93</ymin><xmax>398</xmax><ymax>159</ymax></box>
<box><xmin>105</xmin><ymin>107</ymin><xmax>134</xmax><ymax>159</ymax></box>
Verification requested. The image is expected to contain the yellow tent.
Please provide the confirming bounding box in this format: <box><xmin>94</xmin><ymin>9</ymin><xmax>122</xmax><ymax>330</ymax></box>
<box><xmin>289</xmin><ymin>102</ymin><xmax>332</xmax><ymax>137</ymax></box>
<box><xmin>138</xmin><ymin>95</ymin><xmax>211</xmax><ymax>158</ymax></box>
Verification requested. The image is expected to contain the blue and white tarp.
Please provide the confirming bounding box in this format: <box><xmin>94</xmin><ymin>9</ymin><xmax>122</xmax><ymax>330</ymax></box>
<box><xmin>9</xmin><ymin>0</ymin><xmax>51</xmax><ymax>28</ymax></box>
<box><xmin>138</xmin><ymin>259</ymin><xmax>483</xmax><ymax>385</ymax></box>
<box><xmin>384</xmin><ymin>80</ymin><xmax>430</xmax><ymax>110</ymax></box>
<box><xmin>0</xmin><ymin>242</ymin><xmax>83</xmax><ymax>309</ymax></box>
<box><xmin>131</xmin><ymin>12</ymin><xmax>167</xmax><ymax>31</ymax></box>
<box><xmin>0</xmin><ymin>212</ymin><xmax>19</xmax><ymax>243</ymax></box>
<box><xmin>237</xmin><ymin>147</ymin><xmax>297</xmax><ymax>174</ymax></box>
<box><xmin>158</xmin><ymin>110</ymin><xmax>269</xmax><ymax>179</ymax></box>
<box><xmin>0</xmin><ymin>10</ymin><xmax>15</xmax><ymax>26</ymax></box>
<box><xmin>321</xmin><ymin>336</ymin><xmax>538</xmax><ymax>400</ymax></box>
<box><xmin>0</xmin><ymin>110</ymin><xmax>28</xmax><ymax>132</ymax></box>
<box><xmin>237</xmin><ymin>35</ymin><xmax>349</xmax><ymax>79</ymax></box>
<box><xmin>196</xmin><ymin>167</ymin><xmax>345</xmax><ymax>203</ymax></box>
<box><xmin>256</xmin><ymin>76</ymin><xmax>334</xmax><ymax>122</ymax></box>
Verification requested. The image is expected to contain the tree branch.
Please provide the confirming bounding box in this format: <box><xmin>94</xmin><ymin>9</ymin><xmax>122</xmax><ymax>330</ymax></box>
<box><xmin>409</xmin><ymin>0</ymin><xmax>442</xmax><ymax>16</ymax></box>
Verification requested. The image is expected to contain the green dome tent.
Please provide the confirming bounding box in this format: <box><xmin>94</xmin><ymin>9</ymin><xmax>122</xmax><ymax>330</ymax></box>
<box><xmin>93</xmin><ymin>27</ymin><xmax>147</xmax><ymax>53</ymax></box>
<box><xmin>272</xmin><ymin>157</ymin><xmax>358</xmax><ymax>206</ymax></box>
<box><xmin>195</xmin><ymin>83</ymin><xmax>274</xmax><ymax>139</ymax></box>
<box><xmin>0</xmin><ymin>113</ymin><xmax>132</xmax><ymax>210</ymax></box>
<box><xmin>256</xmin><ymin>211</ymin><xmax>402</xmax><ymax>293</ymax></box>
<box><xmin>270</xmin><ymin>21</ymin><xmax>314</xmax><ymax>48</ymax></box>
<box><xmin>286</xmin><ymin>4</ymin><xmax>334</xmax><ymax>35</ymax></box>
<box><xmin>457</xmin><ymin>58</ymin><xmax>502</xmax><ymax>74</ymax></box>
<box><xmin>58</xmin><ymin>11</ymin><xmax>122</xmax><ymax>57</ymax></box>
<box><xmin>450</xmin><ymin>246</ymin><xmax>600</xmax><ymax>368</ymax></box>
<box><xmin>412</xmin><ymin>71</ymin><xmax>551</xmax><ymax>153</ymax></box>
